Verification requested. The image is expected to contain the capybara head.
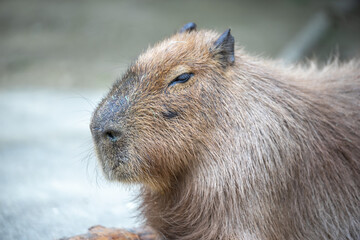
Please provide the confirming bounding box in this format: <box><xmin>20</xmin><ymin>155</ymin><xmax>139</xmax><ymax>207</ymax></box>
<box><xmin>90</xmin><ymin>23</ymin><xmax>235</xmax><ymax>190</ymax></box>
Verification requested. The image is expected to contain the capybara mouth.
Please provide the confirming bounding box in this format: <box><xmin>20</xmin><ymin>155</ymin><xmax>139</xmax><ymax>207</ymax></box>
<box><xmin>99</xmin><ymin>155</ymin><xmax>135</xmax><ymax>181</ymax></box>
<box><xmin>94</xmin><ymin>144</ymin><xmax>135</xmax><ymax>181</ymax></box>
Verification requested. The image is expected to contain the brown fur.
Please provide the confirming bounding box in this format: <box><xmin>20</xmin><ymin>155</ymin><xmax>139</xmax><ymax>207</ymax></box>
<box><xmin>90</xmin><ymin>27</ymin><xmax>360</xmax><ymax>239</ymax></box>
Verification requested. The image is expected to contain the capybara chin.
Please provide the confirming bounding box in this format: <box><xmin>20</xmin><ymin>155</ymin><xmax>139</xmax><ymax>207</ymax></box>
<box><xmin>90</xmin><ymin>22</ymin><xmax>360</xmax><ymax>240</ymax></box>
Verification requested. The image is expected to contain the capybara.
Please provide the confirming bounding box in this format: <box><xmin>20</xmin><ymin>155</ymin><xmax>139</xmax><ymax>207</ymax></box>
<box><xmin>90</xmin><ymin>23</ymin><xmax>360</xmax><ymax>239</ymax></box>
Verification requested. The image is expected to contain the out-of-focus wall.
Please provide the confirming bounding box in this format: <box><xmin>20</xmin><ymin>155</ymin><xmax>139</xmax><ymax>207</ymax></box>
<box><xmin>1</xmin><ymin>0</ymin><xmax>359</xmax><ymax>89</ymax></box>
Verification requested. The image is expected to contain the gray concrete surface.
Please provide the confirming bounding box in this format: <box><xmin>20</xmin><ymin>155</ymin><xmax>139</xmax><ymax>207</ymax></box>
<box><xmin>0</xmin><ymin>90</ymin><xmax>140</xmax><ymax>239</ymax></box>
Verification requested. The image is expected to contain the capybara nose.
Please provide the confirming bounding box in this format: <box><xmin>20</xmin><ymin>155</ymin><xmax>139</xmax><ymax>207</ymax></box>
<box><xmin>90</xmin><ymin>119</ymin><xmax>122</xmax><ymax>143</ymax></box>
<box><xmin>103</xmin><ymin>128</ymin><xmax>122</xmax><ymax>143</ymax></box>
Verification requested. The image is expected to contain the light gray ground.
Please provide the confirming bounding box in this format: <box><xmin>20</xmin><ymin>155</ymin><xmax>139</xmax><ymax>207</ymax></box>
<box><xmin>0</xmin><ymin>90</ymin><xmax>140</xmax><ymax>239</ymax></box>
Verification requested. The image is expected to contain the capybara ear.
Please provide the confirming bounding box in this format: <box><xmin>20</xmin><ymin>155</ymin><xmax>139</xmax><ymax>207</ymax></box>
<box><xmin>178</xmin><ymin>22</ymin><xmax>197</xmax><ymax>33</ymax></box>
<box><xmin>211</xmin><ymin>29</ymin><xmax>235</xmax><ymax>66</ymax></box>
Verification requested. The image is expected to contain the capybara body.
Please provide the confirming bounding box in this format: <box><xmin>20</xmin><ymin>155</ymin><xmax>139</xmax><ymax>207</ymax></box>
<box><xmin>90</xmin><ymin>23</ymin><xmax>360</xmax><ymax>239</ymax></box>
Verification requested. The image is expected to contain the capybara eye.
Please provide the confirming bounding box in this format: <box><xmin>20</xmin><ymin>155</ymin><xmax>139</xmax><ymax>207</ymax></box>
<box><xmin>168</xmin><ymin>73</ymin><xmax>194</xmax><ymax>87</ymax></box>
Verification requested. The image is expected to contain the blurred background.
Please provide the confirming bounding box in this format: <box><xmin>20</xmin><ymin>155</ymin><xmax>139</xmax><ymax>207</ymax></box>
<box><xmin>0</xmin><ymin>0</ymin><xmax>359</xmax><ymax>239</ymax></box>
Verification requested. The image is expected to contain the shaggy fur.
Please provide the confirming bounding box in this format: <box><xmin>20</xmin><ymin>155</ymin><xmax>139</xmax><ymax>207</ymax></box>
<box><xmin>90</xmin><ymin>25</ymin><xmax>360</xmax><ymax>240</ymax></box>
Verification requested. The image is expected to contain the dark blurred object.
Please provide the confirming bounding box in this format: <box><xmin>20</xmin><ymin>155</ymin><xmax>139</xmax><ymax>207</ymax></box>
<box><xmin>278</xmin><ymin>0</ymin><xmax>360</xmax><ymax>63</ymax></box>
<box><xmin>59</xmin><ymin>225</ymin><xmax>158</xmax><ymax>240</ymax></box>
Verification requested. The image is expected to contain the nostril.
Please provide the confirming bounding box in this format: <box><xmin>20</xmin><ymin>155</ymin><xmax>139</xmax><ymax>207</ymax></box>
<box><xmin>104</xmin><ymin>129</ymin><xmax>121</xmax><ymax>142</ymax></box>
